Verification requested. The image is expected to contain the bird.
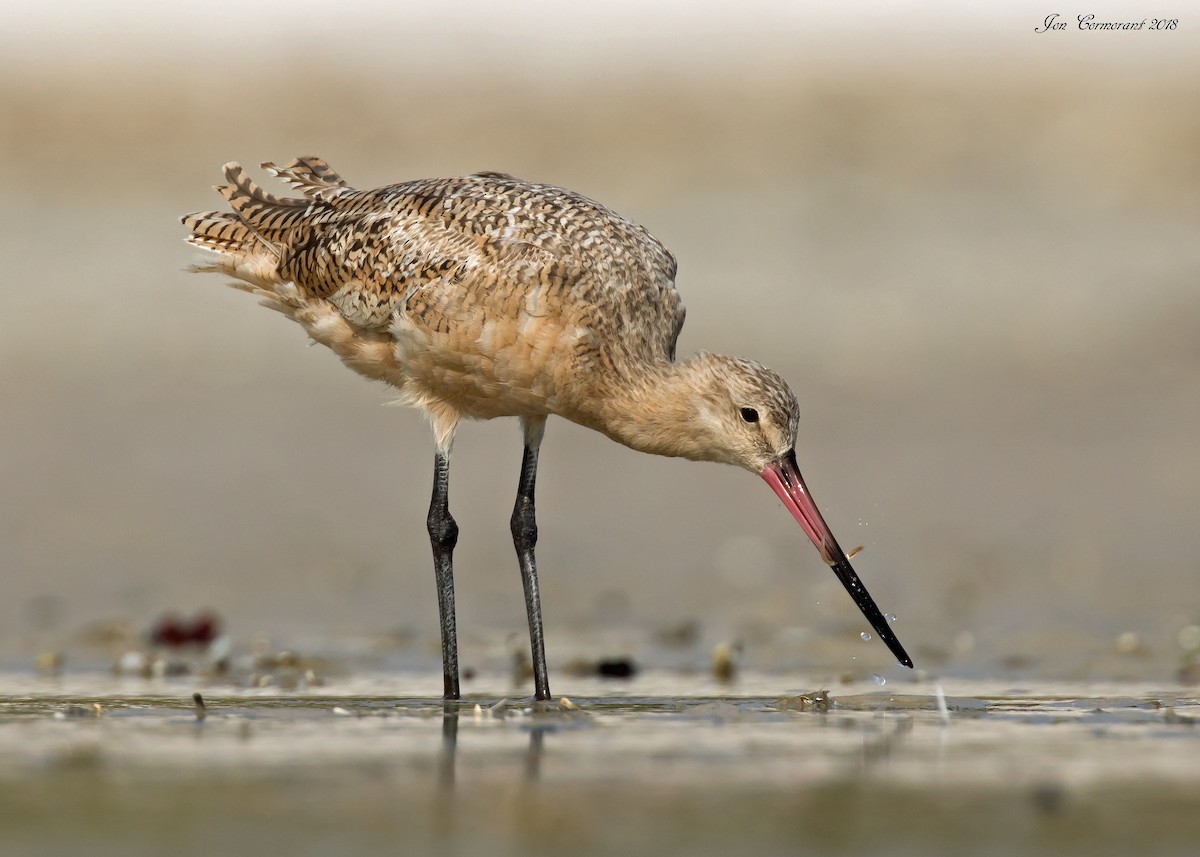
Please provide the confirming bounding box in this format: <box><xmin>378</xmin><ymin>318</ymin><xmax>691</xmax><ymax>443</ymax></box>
<box><xmin>181</xmin><ymin>156</ymin><xmax>913</xmax><ymax>701</ymax></box>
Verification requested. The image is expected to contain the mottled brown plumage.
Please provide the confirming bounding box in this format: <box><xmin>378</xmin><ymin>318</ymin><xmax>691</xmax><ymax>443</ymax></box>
<box><xmin>181</xmin><ymin>157</ymin><xmax>912</xmax><ymax>700</ymax></box>
<box><xmin>182</xmin><ymin>159</ymin><xmax>792</xmax><ymax>462</ymax></box>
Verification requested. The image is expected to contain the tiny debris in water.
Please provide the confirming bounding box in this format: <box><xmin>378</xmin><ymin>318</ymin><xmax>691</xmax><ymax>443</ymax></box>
<box><xmin>564</xmin><ymin>656</ymin><xmax>639</xmax><ymax>679</ymax></box>
<box><xmin>557</xmin><ymin>697</ymin><xmax>589</xmax><ymax>719</ymax></box>
<box><xmin>775</xmin><ymin>690</ymin><xmax>831</xmax><ymax>713</ymax></box>
<box><xmin>1000</xmin><ymin>654</ymin><xmax>1034</xmax><ymax>670</ymax></box>
<box><xmin>34</xmin><ymin>651</ymin><xmax>64</xmax><ymax>677</ymax></box>
<box><xmin>596</xmin><ymin>657</ymin><xmax>637</xmax><ymax>678</ymax></box>
<box><xmin>1115</xmin><ymin>631</ymin><xmax>1141</xmax><ymax>655</ymax></box>
<box><xmin>242</xmin><ymin>649</ymin><xmax>326</xmax><ymax>690</ymax></box>
<box><xmin>150</xmin><ymin>610</ymin><xmax>222</xmax><ymax>648</ymax></box>
<box><xmin>846</xmin><ymin>545</ymin><xmax>864</xmax><ymax>559</ymax></box>
<box><xmin>654</xmin><ymin>618</ymin><xmax>701</xmax><ymax>647</ymax></box>
<box><xmin>114</xmin><ymin>650</ymin><xmax>148</xmax><ymax>677</ymax></box>
<box><xmin>711</xmin><ymin>641</ymin><xmax>741</xmax><ymax>683</ymax></box>
<box><xmin>192</xmin><ymin>692</ymin><xmax>206</xmax><ymax>722</ymax></box>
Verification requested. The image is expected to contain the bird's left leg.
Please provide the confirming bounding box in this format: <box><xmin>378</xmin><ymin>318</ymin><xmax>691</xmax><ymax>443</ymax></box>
<box><xmin>511</xmin><ymin>415</ymin><xmax>551</xmax><ymax>701</ymax></box>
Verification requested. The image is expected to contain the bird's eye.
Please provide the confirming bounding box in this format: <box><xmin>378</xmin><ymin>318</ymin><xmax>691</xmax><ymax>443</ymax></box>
<box><xmin>740</xmin><ymin>407</ymin><xmax>759</xmax><ymax>423</ymax></box>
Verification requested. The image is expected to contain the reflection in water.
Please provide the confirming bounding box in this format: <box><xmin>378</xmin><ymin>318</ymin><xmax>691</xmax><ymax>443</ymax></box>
<box><xmin>857</xmin><ymin>713</ymin><xmax>913</xmax><ymax>777</ymax></box>
<box><xmin>432</xmin><ymin>701</ymin><xmax>460</xmax><ymax>841</ymax></box>
<box><xmin>436</xmin><ymin>701</ymin><xmax>550</xmax><ymax>793</ymax></box>
<box><xmin>524</xmin><ymin>723</ymin><xmax>547</xmax><ymax>781</ymax></box>
<box><xmin>439</xmin><ymin>702</ymin><xmax>459</xmax><ymax>789</ymax></box>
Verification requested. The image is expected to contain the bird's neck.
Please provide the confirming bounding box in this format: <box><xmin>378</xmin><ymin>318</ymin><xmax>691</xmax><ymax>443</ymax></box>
<box><xmin>575</xmin><ymin>357</ymin><xmax>716</xmax><ymax>462</ymax></box>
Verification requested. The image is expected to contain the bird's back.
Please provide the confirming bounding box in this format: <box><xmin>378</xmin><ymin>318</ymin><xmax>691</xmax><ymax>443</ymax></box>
<box><xmin>183</xmin><ymin>158</ymin><xmax>686</xmax><ymax>419</ymax></box>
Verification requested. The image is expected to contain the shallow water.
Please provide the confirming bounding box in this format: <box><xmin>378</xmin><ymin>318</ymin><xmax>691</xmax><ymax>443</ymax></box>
<box><xmin>2</xmin><ymin>672</ymin><xmax>1198</xmax><ymax>857</ymax></box>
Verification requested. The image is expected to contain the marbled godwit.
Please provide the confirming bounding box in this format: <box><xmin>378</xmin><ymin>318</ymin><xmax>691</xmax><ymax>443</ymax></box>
<box><xmin>181</xmin><ymin>157</ymin><xmax>913</xmax><ymax>700</ymax></box>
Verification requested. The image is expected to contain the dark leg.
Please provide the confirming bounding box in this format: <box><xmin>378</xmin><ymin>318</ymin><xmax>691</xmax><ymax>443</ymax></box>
<box><xmin>512</xmin><ymin>418</ymin><xmax>550</xmax><ymax>701</ymax></box>
<box><xmin>427</xmin><ymin>451</ymin><xmax>460</xmax><ymax>700</ymax></box>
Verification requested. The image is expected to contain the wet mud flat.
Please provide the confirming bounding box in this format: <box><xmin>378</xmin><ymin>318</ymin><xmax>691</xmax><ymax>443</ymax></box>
<box><xmin>0</xmin><ymin>675</ymin><xmax>1198</xmax><ymax>857</ymax></box>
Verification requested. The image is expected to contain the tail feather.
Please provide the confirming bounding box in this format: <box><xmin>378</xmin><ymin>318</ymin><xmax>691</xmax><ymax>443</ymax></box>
<box><xmin>181</xmin><ymin>156</ymin><xmax>405</xmax><ymax>389</ymax></box>
<box><xmin>180</xmin><ymin>210</ymin><xmax>258</xmax><ymax>254</ymax></box>
<box><xmin>181</xmin><ymin>156</ymin><xmax>351</xmax><ymax>287</ymax></box>
<box><xmin>180</xmin><ymin>206</ymin><xmax>281</xmax><ymax>287</ymax></box>
<box><xmin>262</xmin><ymin>156</ymin><xmax>353</xmax><ymax>200</ymax></box>
<box><xmin>215</xmin><ymin>161</ymin><xmax>316</xmax><ymax>238</ymax></box>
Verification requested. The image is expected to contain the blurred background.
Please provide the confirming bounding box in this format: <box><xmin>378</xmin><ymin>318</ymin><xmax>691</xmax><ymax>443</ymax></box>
<box><xmin>1</xmin><ymin>0</ymin><xmax>1197</xmax><ymax>684</ymax></box>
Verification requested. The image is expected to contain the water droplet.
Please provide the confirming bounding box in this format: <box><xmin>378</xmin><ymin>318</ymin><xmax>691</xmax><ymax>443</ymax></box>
<box><xmin>860</xmin><ymin>632</ymin><xmax>871</xmax><ymax>641</ymax></box>
<box><xmin>886</xmin><ymin>613</ymin><xmax>897</xmax><ymax>623</ymax></box>
<box><xmin>872</xmin><ymin>674</ymin><xmax>886</xmax><ymax>686</ymax></box>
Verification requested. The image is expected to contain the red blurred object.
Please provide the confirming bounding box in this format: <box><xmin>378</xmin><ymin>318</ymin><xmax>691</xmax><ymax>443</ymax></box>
<box><xmin>149</xmin><ymin>611</ymin><xmax>222</xmax><ymax>648</ymax></box>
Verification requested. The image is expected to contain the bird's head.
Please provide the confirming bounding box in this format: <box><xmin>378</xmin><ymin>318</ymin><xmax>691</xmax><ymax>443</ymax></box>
<box><xmin>683</xmin><ymin>352</ymin><xmax>800</xmax><ymax>472</ymax></box>
<box><xmin>673</xmin><ymin>352</ymin><xmax>914</xmax><ymax>669</ymax></box>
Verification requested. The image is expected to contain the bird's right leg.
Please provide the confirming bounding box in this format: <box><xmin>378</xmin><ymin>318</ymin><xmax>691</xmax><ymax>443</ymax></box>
<box><xmin>426</xmin><ymin>409</ymin><xmax>462</xmax><ymax>701</ymax></box>
<box><xmin>428</xmin><ymin>449</ymin><xmax>460</xmax><ymax>700</ymax></box>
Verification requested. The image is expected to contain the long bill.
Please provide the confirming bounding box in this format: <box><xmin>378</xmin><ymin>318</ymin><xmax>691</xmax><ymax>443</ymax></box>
<box><xmin>761</xmin><ymin>450</ymin><xmax>913</xmax><ymax>668</ymax></box>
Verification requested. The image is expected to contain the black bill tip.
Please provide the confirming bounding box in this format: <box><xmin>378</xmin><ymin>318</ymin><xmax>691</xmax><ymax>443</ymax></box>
<box><xmin>830</xmin><ymin>554</ymin><xmax>913</xmax><ymax>668</ymax></box>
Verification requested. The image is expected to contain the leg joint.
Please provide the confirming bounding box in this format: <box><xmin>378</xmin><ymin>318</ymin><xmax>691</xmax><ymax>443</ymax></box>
<box><xmin>427</xmin><ymin>506</ymin><xmax>459</xmax><ymax>550</ymax></box>
<box><xmin>510</xmin><ymin>496</ymin><xmax>537</xmax><ymax>550</ymax></box>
